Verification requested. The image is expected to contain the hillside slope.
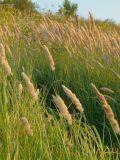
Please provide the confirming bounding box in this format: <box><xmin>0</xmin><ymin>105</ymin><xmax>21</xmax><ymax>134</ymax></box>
<box><xmin>0</xmin><ymin>7</ymin><xmax>120</xmax><ymax>159</ymax></box>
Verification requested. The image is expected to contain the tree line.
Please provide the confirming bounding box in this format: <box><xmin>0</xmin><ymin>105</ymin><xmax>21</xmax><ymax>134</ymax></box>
<box><xmin>0</xmin><ymin>0</ymin><xmax>78</xmax><ymax>17</ymax></box>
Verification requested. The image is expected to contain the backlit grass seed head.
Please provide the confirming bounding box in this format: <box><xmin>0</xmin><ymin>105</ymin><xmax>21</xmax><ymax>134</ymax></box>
<box><xmin>21</xmin><ymin>72</ymin><xmax>38</xmax><ymax>101</ymax></box>
<box><xmin>43</xmin><ymin>45</ymin><xmax>55</xmax><ymax>71</ymax></box>
<box><xmin>18</xmin><ymin>83</ymin><xmax>23</xmax><ymax>97</ymax></box>
<box><xmin>0</xmin><ymin>43</ymin><xmax>5</xmax><ymax>58</ymax></box>
<box><xmin>100</xmin><ymin>87</ymin><xmax>114</xmax><ymax>94</ymax></box>
<box><xmin>0</xmin><ymin>43</ymin><xmax>13</xmax><ymax>76</ymax></box>
<box><xmin>62</xmin><ymin>85</ymin><xmax>84</xmax><ymax>113</ymax></box>
<box><xmin>111</xmin><ymin>70</ymin><xmax>120</xmax><ymax>81</ymax></box>
<box><xmin>47</xmin><ymin>115</ymin><xmax>53</xmax><ymax>122</ymax></box>
<box><xmin>92</xmin><ymin>60</ymin><xmax>104</xmax><ymax>69</ymax></box>
<box><xmin>0</xmin><ymin>58</ymin><xmax>13</xmax><ymax>76</ymax></box>
<box><xmin>21</xmin><ymin>117</ymin><xmax>33</xmax><ymax>136</ymax></box>
<box><xmin>36</xmin><ymin>89</ymin><xmax>40</xmax><ymax>96</ymax></box>
<box><xmin>91</xmin><ymin>83</ymin><xmax>120</xmax><ymax>134</ymax></box>
<box><xmin>52</xmin><ymin>95</ymin><xmax>72</xmax><ymax>125</ymax></box>
<box><xmin>5</xmin><ymin>45</ymin><xmax>12</xmax><ymax>56</ymax></box>
<box><xmin>104</xmin><ymin>95</ymin><xmax>117</xmax><ymax>103</ymax></box>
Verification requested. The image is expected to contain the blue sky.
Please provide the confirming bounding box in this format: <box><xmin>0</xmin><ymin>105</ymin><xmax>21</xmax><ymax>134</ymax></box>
<box><xmin>33</xmin><ymin>0</ymin><xmax>120</xmax><ymax>23</ymax></box>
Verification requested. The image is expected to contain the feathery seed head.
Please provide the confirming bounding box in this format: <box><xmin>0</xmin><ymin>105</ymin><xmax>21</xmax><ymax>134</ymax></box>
<box><xmin>0</xmin><ymin>59</ymin><xmax>13</xmax><ymax>76</ymax></box>
<box><xmin>52</xmin><ymin>94</ymin><xmax>72</xmax><ymax>125</ymax></box>
<box><xmin>21</xmin><ymin>72</ymin><xmax>38</xmax><ymax>101</ymax></box>
<box><xmin>43</xmin><ymin>45</ymin><xmax>55</xmax><ymax>71</ymax></box>
<box><xmin>100</xmin><ymin>87</ymin><xmax>114</xmax><ymax>94</ymax></box>
<box><xmin>18</xmin><ymin>83</ymin><xmax>23</xmax><ymax>97</ymax></box>
<box><xmin>21</xmin><ymin>117</ymin><xmax>33</xmax><ymax>136</ymax></box>
<box><xmin>91</xmin><ymin>83</ymin><xmax>120</xmax><ymax>134</ymax></box>
<box><xmin>62</xmin><ymin>85</ymin><xmax>84</xmax><ymax>113</ymax></box>
<box><xmin>0</xmin><ymin>44</ymin><xmax>13</xmax><ymax>76</ymax></box>
<box><xmin>0</xmin><ymin>43</ymin><xmax>5</xmax><ymax>58</ymax></box>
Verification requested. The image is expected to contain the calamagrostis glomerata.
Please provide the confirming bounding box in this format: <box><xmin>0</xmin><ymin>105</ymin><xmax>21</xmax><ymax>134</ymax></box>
<box><xmin>21</xmin><ymin>72</ymin><xmax>39</xmax><ymax>101</ymax></box>
<box><xmin>104</xmin><ymin>95</ymin><xmax>117</xmax><ymax>103</ymax></box>
<box><xmin>1</xmin><ymin>59</ymin><xmax>13</xmax><ymax>76</ymax></box>
<box><xmin>21</xmin><ymin>117</ymin><xmax>33</xmax><ymax>136</ymax></box>
<box><xmin>0</xmin><ymin>43</ymin><xmax>13</xmax><ymax>76</ymax></box>
<box><xmin>91</xmin><ymin>83</ymin><xmax>120</xmax><ymax>134</ymax></box>
<box><xmin>0</xmin><ymin>43</ymin><xmax>5</xmax><ymax>58</ymax></box>
<box><xmin>111</xmin><ymin>70</ymin><xmax>120</xmax><ymax>81</ymax></box>
<box><xmin>100</xmin><ymin>87</ymin><xmax>114</xmax><ymax>94</ymax></box>
<box><xmin>18</xmin><ymin>83</ymin><xmax>23</xmax><ymax>97</ymax></box>
<box><xmin>62</xmin><ymin>85</ymin><xmax>84</xmax><ymax>113</ymax></box>
<box><xmin>43</xmin><ymin>45</ymin><xmax>55</xmax><ymax>71</ymax></box>
<box><xmin>52</xmin><ymin>95</ymin><xmax>72</xmax><ymax>125</ymax></box>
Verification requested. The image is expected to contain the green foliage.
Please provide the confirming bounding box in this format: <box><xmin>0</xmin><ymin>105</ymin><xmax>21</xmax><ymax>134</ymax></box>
<box><xmin>59</xmin><ymin>0</ymin><xmax>78</xmax><ymax>17</ymax></box>
<box><xmin>15</xmin><ymin>0</ymin><xmax>36</xmax><ymax>12</ymax></box>
<box><xmin>0</xmin><ymin>0</ymin><xmax>36</xmax><ymax>12</ymax></box>
<box><xmin>0</xmin><ymin>0</ymin><xmax>14</xmax><ymax>4</ymax></box>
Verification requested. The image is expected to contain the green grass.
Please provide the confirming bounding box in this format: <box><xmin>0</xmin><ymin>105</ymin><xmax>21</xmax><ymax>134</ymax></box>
<box><xmin>0</xmin><ymin>7</ymin><xmax>120</xmax><ymax>159</ymax></box>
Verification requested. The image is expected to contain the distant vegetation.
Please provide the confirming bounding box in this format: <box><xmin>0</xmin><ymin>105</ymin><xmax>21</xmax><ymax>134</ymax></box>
<box><xmin>0</xmin><ymin>0</ymin><xmax>36</xmax><ymax>12</ymax></box>
<box><xmin>59</xmin><ymin>0</ymin><xmax>78</xmax><ymax>17</ymax></box>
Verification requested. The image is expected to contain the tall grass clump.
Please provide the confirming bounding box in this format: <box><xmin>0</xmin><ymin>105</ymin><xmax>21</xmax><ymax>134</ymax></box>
<box><xmin>0</xmin><ymin>7</ymin><xmax>120</xmax><ymax>159</ymax></box>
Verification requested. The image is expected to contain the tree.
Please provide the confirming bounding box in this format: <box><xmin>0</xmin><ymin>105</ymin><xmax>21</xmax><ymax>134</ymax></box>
<box><xmin>15</xmin><ymin>0</ymin><xmax>36</xmax><ymax>12</ymax></box>
<box><xmin>59</xmin><ymin>0</ymin><xmax>78</xmax><ymax>17</ymax></box>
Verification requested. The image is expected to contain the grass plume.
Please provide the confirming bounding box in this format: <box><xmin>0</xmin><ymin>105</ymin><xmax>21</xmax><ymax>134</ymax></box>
<box><xmin>21</xmin><ymin>72</ymin><xmax>39</xmax><ymax>101</ymax></box>
<box><xmin>62</xmin><ymin>85</ymin><xmax>84</xmax><ymax>113</ymax></box>
<box><xmin>43</xmin><ymin>45</ymin><xmax>55</xmax><ymax>71</ymax></box>
<box><xmin>21</xmin><ymin>117</ymin><xmax>33</xmax><ymax>136</ymax></box>
<box><xmin>91</xmin><ymin>83</ymin><xmax>120</xmax><ymax>134</ymax></box>
<box><xmin>52</xmin><ymin>94</ymin><xmax>72</xmax><ymax>125</ymax></box>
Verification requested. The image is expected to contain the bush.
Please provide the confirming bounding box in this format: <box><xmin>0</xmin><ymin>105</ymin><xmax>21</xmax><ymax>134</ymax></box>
<box><xmin>15</xmin><ymin>0</ymin><xmax>36</xmax><ymax>12</ymax></box>
<box><xmin>59</xmin><ymin>0</ymin><xmax>78</xmax><ymax>17</ymax></box>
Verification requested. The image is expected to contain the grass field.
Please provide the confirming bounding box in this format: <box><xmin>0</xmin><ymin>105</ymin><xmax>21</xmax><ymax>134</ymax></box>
<box><xmin>0</xmin><ymin>7</ymin><xmax>120</xmax><ymax>159</ymax></box>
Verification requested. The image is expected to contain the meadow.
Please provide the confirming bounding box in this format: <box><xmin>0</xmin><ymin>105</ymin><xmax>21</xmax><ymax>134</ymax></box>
<box><xmin>0</xmin><ymin>7</ymin><xmax>120</xmax><ymax>159</ymax></box>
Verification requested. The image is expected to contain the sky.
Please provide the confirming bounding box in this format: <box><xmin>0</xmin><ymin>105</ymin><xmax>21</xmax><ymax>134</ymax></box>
<box><xmin>33</xmin><ymin>0</ymin><xmax>120</xmax><ymax>24</ymax></box>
